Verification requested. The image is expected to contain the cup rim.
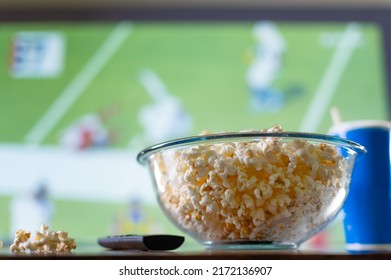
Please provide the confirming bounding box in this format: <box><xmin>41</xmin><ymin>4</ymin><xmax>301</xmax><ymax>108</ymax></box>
<box><xmin>137</xmin><ymin>131</ymin><xmax>366</xmax><ymax>164</ymax></box>
<box><xmin>329</xmin><ymin>120</ymin><xmax>391</xmax><ymax>135</ymax></box>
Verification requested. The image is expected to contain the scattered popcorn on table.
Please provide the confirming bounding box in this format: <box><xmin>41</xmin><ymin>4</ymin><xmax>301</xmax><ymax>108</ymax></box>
<box><xmin>151</xmin><ymin>125</ymin><xmax>349</xmax><ymax>242</ymax></box>
<box><xmin>10</xmin><ymin>224</ymin><xmax>76</xmax><ymax>254</ymax></box>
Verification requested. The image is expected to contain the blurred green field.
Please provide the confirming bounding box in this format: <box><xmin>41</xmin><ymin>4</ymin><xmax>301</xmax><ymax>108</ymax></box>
<box><xmin>0</xmin><ymin>196</ymin><xmax>10</xmax><ymax>237</ymax></box>
<box><xmin>0</xmin><ymin>21</ymin><xmax>387</xmax><ymax>145</ymax></box>
<box><xmin>0</xmin><ymin>21</ymin><xmax>388</xmax><ymax>249</ymax></box>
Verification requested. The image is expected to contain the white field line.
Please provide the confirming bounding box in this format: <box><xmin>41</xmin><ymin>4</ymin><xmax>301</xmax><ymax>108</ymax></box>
<box><xmin>0</xmin><ymin>144</ymin><xmax>154</xmax><ymax>203</ymax></box>
<box><xmin>25</xmin><ymin>22</ymin><xmax>132</xmax><ymax>144</ymax></box>
<box><xmin>298</xmin><ymin>23</ymin><xmax>361</xmax><ymax>132</ymax></box>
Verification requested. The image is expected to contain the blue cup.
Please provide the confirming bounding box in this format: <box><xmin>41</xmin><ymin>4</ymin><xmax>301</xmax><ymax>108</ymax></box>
<box><xmin>330</xmin><ymin>120</ymin><xmax>391</xmax><ymax>253</ymax></box>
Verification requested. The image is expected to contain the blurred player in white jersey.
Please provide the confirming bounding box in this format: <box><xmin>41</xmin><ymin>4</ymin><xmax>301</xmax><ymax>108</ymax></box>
<box><xmin>246</xmin><ymin>21</ymin><xmax>286</xmax><ymax>113</ymax></box>
<box><xmin>136</xmin><ymin>69</ymin><xmax>193</xmax><ymax>145</ymax></box>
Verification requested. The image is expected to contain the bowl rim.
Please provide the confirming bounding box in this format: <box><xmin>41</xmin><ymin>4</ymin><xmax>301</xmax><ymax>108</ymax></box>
<box><xmin>137</xmin><ymin>131</ymin><xmax>366</xmax><ymax>164</ymax></box>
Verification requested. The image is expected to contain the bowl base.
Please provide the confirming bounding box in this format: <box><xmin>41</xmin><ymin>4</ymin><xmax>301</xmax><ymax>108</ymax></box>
<box><xmin>203</xmin><ymin>240</ymin><xmax>299</xmax><ymax>250</ymax></box>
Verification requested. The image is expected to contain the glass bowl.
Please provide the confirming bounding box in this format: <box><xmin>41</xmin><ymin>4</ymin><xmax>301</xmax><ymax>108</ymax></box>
<box><xmin>137</xmin><ymin>131</ymin><xmax>365</xmax><ymax>250</ymax></box>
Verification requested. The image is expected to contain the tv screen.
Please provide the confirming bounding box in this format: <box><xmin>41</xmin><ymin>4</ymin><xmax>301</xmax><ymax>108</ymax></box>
<box><xmin>0</xmin><ymin>9</ymin><xmax>389</xmax><ymax>250</ymax></box>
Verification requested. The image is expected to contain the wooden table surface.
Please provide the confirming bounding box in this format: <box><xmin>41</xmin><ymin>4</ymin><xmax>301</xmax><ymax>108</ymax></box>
<box><xmin>1</xmin><ymin>248</ymin><xmax>391</xmax><ymax>259</ymax></box>
<box><xmin>1</xmin><ymin>239</ymin><xmax>391</xmax><ymax>259</ymax></box>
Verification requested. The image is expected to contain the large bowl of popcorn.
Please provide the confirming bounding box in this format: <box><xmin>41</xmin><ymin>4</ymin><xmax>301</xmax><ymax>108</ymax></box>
<box><xmin>137</xmin><ymin>125</ymin><xmax>365</xmax><ymax>250</ymax></box>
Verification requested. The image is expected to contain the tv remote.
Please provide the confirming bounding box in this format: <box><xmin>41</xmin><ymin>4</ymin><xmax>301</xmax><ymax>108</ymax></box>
<box><xmin>98</xmin><ymin>234</ymin><xmax>185</xmax><ymax>251</ymax></box>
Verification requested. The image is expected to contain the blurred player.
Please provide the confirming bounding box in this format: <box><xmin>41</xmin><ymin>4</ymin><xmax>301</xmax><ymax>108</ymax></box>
<box><xmin>136</xmin><ymin>69</ymin><xmax>193</xmax><ymax>145</ymax></box>
<box><xmin>246</xmin><ymin>21</ymin><xmax>286</xmax><ymax>113</ymax></box>
<box><xmin>60</xmin><ymin>114</ymin><xmax>109</xmax><ymax>150</ymax></box>
<box><xmin>60</xmin><ymin>105</ymin><xmax>119</xmax><ymax>150</ymax></box>
<box><xmin>10</xmin><ymin>180</ymin><xmax>54</xmax><ymax>236</ymax></box>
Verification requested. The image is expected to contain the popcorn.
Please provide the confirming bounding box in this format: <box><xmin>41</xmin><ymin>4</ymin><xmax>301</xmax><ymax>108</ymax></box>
<box><xmin>10</xmin><ymin>224</ymin><xmax>76</xmax><ymax>254</ymax></box>
<box><xmin>153</xmin><ymin>125</ymin><xmax>349</xmax><ymax>242</ymax></box>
